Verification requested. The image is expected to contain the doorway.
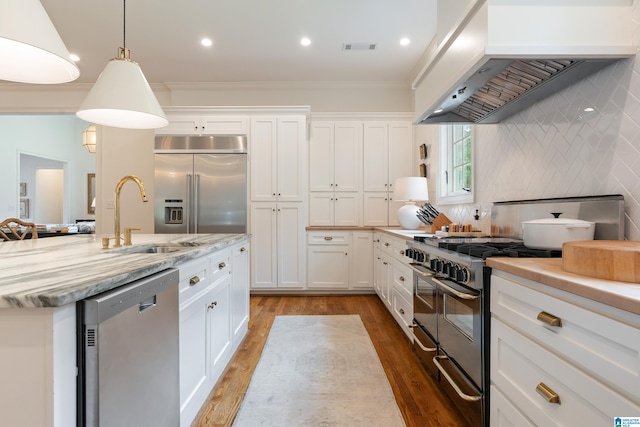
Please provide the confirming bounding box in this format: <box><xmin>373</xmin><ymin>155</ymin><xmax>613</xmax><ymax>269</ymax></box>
<box><xmin>19</xmin><ymin>154</ymin><xmax>68</xmax><ymax>224</ymax></box>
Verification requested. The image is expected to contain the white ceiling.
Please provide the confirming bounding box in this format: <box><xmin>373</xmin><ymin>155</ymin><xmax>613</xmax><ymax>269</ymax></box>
<box><xmin>40</xmin><ymin>0</ymin><xmax>437</xmax><ymax>85</ymax></box>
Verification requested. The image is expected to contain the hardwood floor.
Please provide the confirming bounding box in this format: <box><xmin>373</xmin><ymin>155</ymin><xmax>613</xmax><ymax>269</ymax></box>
<box><xmin>193</xmin><ymin>295</ymin><xmax>471</xmax><ymax>427</ymax></box>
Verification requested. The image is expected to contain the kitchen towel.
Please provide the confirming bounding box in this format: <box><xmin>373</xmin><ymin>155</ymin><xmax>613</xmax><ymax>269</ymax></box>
<box><xmin>232</xmin><ymin>314</ymin><xmax>406</xmax><ymax>427</ymax></box>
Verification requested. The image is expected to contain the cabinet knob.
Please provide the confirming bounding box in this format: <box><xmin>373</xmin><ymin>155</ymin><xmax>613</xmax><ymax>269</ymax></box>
<box><xmin>399</xmin><ymin>276</ymin><xmax>405</xmax><ymax>281</ymax></box>
<box><xmin>189</xmin><ymin>276</ymin><xmax>200</xmax><ymax>286</ymax></box>
<box><xmin>536</xmin><ymin>383</ymin><xmax>560</xmax><ymax>404</ymax></box>
<box><xmin>384</xmin><ymin>243</ymin><xmax>389</xmax><ymax>247</ymax></box>
<box><xmin>399</xmin><ymin>250</ymin><xmax>404</xmax><ymax>255</ymax></box>
<box><xmin>207</xmin><ymin>301</ymin><xmax>218</xmax><ymax>310</ymax></box>
<box><xmin>345</xmin><ymin>252</ymin><xmax>348</xmax><ymax>256</ymax></box>
<box><xmin>240</xmin><ymin>247</ymin><xmax>246</xmax><ymax>252</ymax></box>
<box><xmin>218</xmin><ymin>262</ymin><xmax>226</xmax><ymax>269</ymax></box>
<box><xmin>537</xmin><ymin>311</ymin><xmax>562</xmax><ymax>327</ymax></box>
<box><xmin>399</xmin><ymin>308</ymin><xmax>405</xmax><ymax>315</ymax></box>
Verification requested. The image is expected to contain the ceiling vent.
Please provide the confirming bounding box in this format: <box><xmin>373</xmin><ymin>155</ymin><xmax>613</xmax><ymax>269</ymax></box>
<box><xmin>343</xmin><ymin>43</ymin><xmax>376</xmax><ymax>51</ymax></box>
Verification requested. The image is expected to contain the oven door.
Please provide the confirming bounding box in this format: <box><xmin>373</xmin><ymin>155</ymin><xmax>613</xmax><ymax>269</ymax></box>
<box><xmin>410</xmin><ymin>263</ymin><xmax>439</xmax><ymax>377</ymax></box>
<box><xmin>434</xmin><ymin>276</ymin><xmax>483</xmax><ymax>389</ymax></box>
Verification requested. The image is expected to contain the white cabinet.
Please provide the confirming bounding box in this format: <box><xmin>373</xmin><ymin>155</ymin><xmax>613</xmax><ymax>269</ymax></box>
<box><xmin>362</xmin><ymin>122</ymin><xmax>413</xmax><ymax>226</ymax></box>
<box><xmin>309</xmin><ymin>121</ymin><xmax>361</xmax><ymax>192</ymax></box>
<box><xmin>309</xmin><ymin>192</ymin><xmax>360</xmax><ymax>226</ymax></box>
<box><xmin>490</xmin><ymin>270</ymin><xmax>640</xmax><ymax>426</ymax></box>
<box><xmin>251</xmin><ymin>202</ymin><xmax>305</xmax><ymax>289</ymax></box>
<box><xmin>157</xmin><ymin>114</ymin><xmax>248</xmax><ymax>135</ymax></box>
<box><xmin>250</xmin><ymin>116</ymin><xmax>306</xmax><ymax>202</ymax></box>
<box><xmin>178</xmin><ymin>240</ymin><xmax>250</xmax><ymax>427</ymax></box>
<box><xmin>230</xmin><ymin>243</ymin><xmax>249</xmax><ymax>344</ymax></box>
<box><xmin>307</xmin><ymin>231</ymin><xmax>373</xmax><ymax>291</ymax></box>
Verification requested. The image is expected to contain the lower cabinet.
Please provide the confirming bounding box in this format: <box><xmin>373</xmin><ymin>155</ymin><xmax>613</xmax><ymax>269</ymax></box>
<box><xmin>307</xmin><ymin>231</ymin><xmax>372</xmax><ymax>291</ymax></box>
<box><xmin>178</xmin><ymin>240</ymin><xmax>250</xmax><ymax>426</ymax></box>
<box><xmin>490</xmin><ymin>270</ymin><xmax>640</xmax><ymax>426</ymax></box>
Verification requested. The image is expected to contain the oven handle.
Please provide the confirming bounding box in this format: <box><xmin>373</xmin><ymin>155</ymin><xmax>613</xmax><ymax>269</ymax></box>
<box><xmin>408</xmin><ymin>263</ymin><xmax>435</xmax><ymax>277</ymax></box>
<box><xmin>409</xmin><ymin>324</ymin><xmax>437</xmax><ymax>352</ymax></box>
<box><xmin>433</xmin><ymin>355</ymin><xmax>482</xmax><ymax>402</ymax></box>
<box><xmin>432</xmin><ymin>277</ymin><xmax>479</xmax><ymax>300</ymax></box>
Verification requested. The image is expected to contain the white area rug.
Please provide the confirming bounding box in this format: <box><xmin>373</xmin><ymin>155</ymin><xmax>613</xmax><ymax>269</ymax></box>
<box><xmin>233</xmin><ymin>315</ymin><xmax>406</xmax><ymax>427</ymax></box>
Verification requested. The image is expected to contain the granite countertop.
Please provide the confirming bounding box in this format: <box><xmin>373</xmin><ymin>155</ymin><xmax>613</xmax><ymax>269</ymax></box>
<box><xmin>487</xmin><ymin>257</ymin><xmax>640</xmax><ymax>316</ymax></box>
<box><xmin>0</xmin><ymin>233</ymin><xmax>248</xmax><ymax>309</ymax></box>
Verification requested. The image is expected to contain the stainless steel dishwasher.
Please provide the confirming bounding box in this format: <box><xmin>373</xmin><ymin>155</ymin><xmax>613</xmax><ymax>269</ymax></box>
<box><xmin>77</xmin><ymin>268</ymin><xmax>180</xmax><ymax>427</ymax></box>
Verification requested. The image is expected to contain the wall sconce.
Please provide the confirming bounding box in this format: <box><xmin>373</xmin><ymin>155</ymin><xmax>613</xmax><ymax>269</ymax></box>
<box><xmin>82</xmin><ymin>125</ymin><xmax>97</xmax><ymax>153</ymax></box>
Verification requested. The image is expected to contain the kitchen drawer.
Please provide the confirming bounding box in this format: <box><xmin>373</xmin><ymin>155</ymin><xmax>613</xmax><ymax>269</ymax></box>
<box><xmin>392</xmin><ymin>239</ymin><xmax>411</xmax><ymax>265</ymax></box>
<box><xmin>210</xmin><ymin>249</ymin><xmax>231</xmax><ymax>285</ymax></box>
<box><xmin>491</xmin><ymin>319</ymin><xmax>640</xmax><ymax>426</ymax></box>
<box><xmin>178</xmin><ymin>256</ymin><xmax>211</xmax><ymax>304</ymax></box>
<box><xmin>490</xmin><ymin>385</ymin><xmax>536</xmax><ymax>427</ymax></box>
<box><xmin>392</xmin><ymin>261</ymin><xmax>413</xmax><ymax>298</ymax></box>
<box><xmin>392</xmin><ymin>288</ymin><xmax>413</xmax><ymax>341</ymax></box>
<box><xmin>491</xmin><ymin>274</ymin><xmax>640</xmax><ymax>403</ymax></box>
<box><xmin>378</xmin><ymin>234</ymin><xmax>395</xmax><ymax>255</ymax></box>
<box><xmin>307</xmin><ymin>231</ymin><xmax>350</xmax><ymax>245</ymax></box>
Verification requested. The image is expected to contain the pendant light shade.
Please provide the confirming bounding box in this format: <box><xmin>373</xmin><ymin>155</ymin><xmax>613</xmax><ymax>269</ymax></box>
<box><xmin>0</xmin><ymin>0</ymin><xmax>79</xmax><ymax>84</ymax></box>
<box><xmin>77</xmin><ymin>48</ymin><xmax>168</xmax><ymax>129</ymax></box>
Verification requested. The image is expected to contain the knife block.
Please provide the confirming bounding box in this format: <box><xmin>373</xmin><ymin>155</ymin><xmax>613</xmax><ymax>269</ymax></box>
<box><xmin>427</xmin><ymin>213</ymin><xmax>452</xmax><ymax>233</ymax></box>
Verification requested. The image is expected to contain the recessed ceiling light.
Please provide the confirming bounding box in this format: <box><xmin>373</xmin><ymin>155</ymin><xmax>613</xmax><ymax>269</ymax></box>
<box><xmin>201</xmin><ymin>38</ymin><xmax>213</xmax><ymax>47</ymax></box>
<box><xmin>400</xmin><ymin>38</ymin><xmax>411</xmax><ymax>46</ymax></box>
<box><xmin>300</xmin><ymin>37</ymin><xmax>311</xmax><ymax>46</ymax></box>
<box><xmin>70</xmin><ymin>54</ymin><xmax>80</xmax><ymax>62</ymax></box>
<box><xmin>583</xmin><ymin>107</ymin><xmax>595</xmax><ymax>112</ymax></box>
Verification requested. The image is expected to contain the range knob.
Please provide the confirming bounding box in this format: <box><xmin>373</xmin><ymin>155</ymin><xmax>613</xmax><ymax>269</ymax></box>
<box><xmin>406</xmin><ymin>248</ymin><xmax>414</xmax><ymax>259</ymax></box>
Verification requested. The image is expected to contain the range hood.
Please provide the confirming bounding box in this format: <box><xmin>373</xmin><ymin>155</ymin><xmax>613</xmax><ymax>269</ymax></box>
<box><xmin>413</xmin><ymin>0</ymin><xmax>636</xmax><ymax>125</ymax></box>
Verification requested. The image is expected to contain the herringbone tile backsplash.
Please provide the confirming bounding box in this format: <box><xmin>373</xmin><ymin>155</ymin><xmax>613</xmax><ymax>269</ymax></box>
<box><xmin>438</xmin><ymin>3</ymin><xmax>640</xmax><ymax>241</ymax></box>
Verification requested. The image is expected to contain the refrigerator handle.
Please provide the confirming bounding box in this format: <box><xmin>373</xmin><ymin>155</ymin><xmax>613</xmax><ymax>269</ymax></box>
<box><xmin>194</xmin><ymin>174</ymin><xmax>200</xmax><ymax>233</ymax></box>
<box><xmin>186</xmin><ymin>174</ymin><xmax>192</xmax><ymax>233</ymax></box>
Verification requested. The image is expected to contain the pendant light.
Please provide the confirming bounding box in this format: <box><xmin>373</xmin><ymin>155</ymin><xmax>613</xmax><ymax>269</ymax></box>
<box><xmin>0</xmin><ymin>0</ymin><xmax>79</xmax><ymax>84</ymax></box>
<box><xmin>76</xmin><ymin>0</ymin><xmax>167</xmax><ymax>129</ymax></box>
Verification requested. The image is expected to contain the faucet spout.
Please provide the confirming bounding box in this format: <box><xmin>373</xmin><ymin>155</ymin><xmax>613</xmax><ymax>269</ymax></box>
<box><xmin>114</xmin><ymin>175</ymin><xmax>148</xmax><ymax>248</ymax></box>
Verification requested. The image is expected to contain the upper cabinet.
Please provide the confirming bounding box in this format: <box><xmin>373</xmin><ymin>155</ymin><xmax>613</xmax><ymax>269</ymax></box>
<box><xmin>156</xmin><ymin>113</ymin><xmax>248</xmax><ymax>135</ymax></box>
<box><xmin>250</xmin><ymin>116</ymin><xmax>306</xmax><ymax>202</ymax></box>
<box><xmin>309</xmin><ymin>122</ymin><xmax>361</xmax><ymax>192</ymax></box>
<box><xmin>363</xmin><ymin>121</ymin><xmax>414</xmax><ymax>193</ymax></box>
<box><xmin>413</xmin><ymin>0</ymin><xmax>636</xmax><ymax>125</ymax></box>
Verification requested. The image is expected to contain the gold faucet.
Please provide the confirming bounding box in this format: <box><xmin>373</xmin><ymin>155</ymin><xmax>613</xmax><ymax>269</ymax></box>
<box><xmin>113</xmin><ymin>175</ymin><xmax>148</xmax><ymax>248</ymax></box>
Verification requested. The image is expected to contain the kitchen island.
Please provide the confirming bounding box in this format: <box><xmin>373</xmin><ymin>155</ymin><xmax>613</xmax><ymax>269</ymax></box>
<box><xmin>0</xmin><ymin>233</ymin><xmax>249</xmax><ymax>427</ymax></box>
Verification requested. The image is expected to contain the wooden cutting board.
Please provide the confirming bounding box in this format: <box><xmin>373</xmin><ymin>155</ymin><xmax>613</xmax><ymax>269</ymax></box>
<box><xmin>562</xmin><ymin>241</ymin><xmax>640</xmax><ymax>283</ymax></box>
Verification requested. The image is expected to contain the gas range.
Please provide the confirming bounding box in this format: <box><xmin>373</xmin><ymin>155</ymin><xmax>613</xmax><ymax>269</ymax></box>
<box><xmin>405</xmin><ymin>235</ymin><xmax>561</xmax><ymax>290</ymax></box>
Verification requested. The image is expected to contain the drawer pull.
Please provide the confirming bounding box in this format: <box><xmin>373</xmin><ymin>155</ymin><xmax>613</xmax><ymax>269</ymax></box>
<box><xmin>218</xmin><ymin>262</ymin><xmax>226</xmax><ymax>270</ymax></box>
<box><xmin>384</xmin><ymin>242</ymin><xmax>390</xmax><ymax>247</ymax></box>
<box><xmin>399</xmin><ymin>250</ymin><xmax>405</xmax><ymax>255</ymax></box>
<box><xmin>536</xmin><ymin>382</ymin><xmax>561</xmax><ymax>404</ymax></box>
<box><xmin>324</xmin><ymin>236</ymin><xmax>333</xmax><ymax>241</ymax></box>
<box><xmin>537</xmin><ymin>311</ymin><xmax>562</xmax><ymax>327</ymax></box>
<box><xmin>207</xmin><ymin>301</ymin><xmax>218</xmax><ymax>310</ymax></box>
<box><xmin>399</xmin><ymin>308</ymin><xmax>405</xmax><ymax>314</ymax></box>
<box><xmin>189</xmin><ymin>276</ymin><xmax>200</xmax><ymax>286</ymax></box>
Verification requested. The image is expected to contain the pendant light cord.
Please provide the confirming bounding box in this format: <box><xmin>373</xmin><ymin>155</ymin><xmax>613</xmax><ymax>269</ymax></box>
<box><xmin>123</xmin><ymin>0</ymin><xmax>126</xmax><ymax>49</ymax></box>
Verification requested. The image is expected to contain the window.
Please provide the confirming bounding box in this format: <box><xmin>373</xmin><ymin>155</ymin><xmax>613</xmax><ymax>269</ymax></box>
<box><xmin>437</xmin><ymin>124</ymin><xmax>474</xmax><ymax>204</ymax></box>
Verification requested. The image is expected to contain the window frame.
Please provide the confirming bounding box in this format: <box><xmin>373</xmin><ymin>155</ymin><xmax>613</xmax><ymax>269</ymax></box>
<box><xmin>436</xmin><ymin>123</ymin><xmax>474</xmax><ymax>205</ymax></box>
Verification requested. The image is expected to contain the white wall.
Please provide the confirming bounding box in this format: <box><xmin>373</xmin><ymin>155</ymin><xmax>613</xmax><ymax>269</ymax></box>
<box><xmin>0</xmin><ymin>115</ymin><xmax>95</xmax><ymax>223</ymax></box>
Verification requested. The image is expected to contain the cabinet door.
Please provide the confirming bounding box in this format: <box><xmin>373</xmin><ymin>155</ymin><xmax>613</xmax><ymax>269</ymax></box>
<box><xmin>208</xmin><ymin>279</ymin><xmax>231</xmax><ymax>382</ymax></box>
<box><xmin>231</xmin><ymin>243</ymin><xmax>249</xmax><ymax>344</ymax></box>
<box><xmin>363</xmin><ymin>122</ymin><xmax>389</xmax><ymax>191</ymax></box>
<box><xmin>250</xmin><ymin>203</ymin><xmax>277</xmax><ymax>288</ymax></box>
<box><xmin>333</xmin><ymin>122</ymin><xmax>361</xmax><ymax>192</ymax></box>
<box><xmin>179</xmin><ymin>288</ymin><xmax>211</xmax><ymax>425</ymax></box>
<box><xmin>277</xmin><ymin>203</ymin><xmax>305</xmax><ymax>288</ymax></box>
<box><xmin>309</xmin><ymin>122</ymin><xmax>334</xmax><ymax>192</ymax></box>
<box><xmin>351</xmin><ymin>232</ymin><xmax>373</xmax><ymax>289</ymax></box>
<box><xmin>363</xmin><ymin>192</ymin><xmax>389</xmax><ymax>226</ymax></box>
<box><xmin>250</xmin><ymin>117</ymin><xmax>277</xmax><ymax>201</ymax></box>
<box><xmin>333</xmin><ymin>192</ymin><xmax>360</xmax><ymax>226</ymax></box>
<box><xmin>200</xmin><ymin>116</ymin><xmax>247</xmax><ymax>135</ymax></box>
<box><xmin>156</xmin><ymin>115</ymin><xmax>201</xmax><ymax>135</ymax></box>
<box><xmin>307</xmin><ymin>245</ymin><xmax>350</xmax><ymax>289</ymax></box>
<box><xmin>309</xmin><ymin>193</ymin><xmax>334</xmax><ymax>226</ymax></box>
<box><xmin>388</xmin><ymin>121</ymin><xmax>414</xmax><ymax>189</ymax></box>
<box><xmin>277</xmin><ymin>117</ymin><xmax>305</xmax><ymax>202</ymax></box>
<box><xmin>388</xmin><ymin>197</ymin><xmax>403</xmax><ymax>227</ymax></box>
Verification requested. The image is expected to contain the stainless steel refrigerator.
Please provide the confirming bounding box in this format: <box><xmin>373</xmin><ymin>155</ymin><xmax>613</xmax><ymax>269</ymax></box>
<box><xmin>154</xmin><ymin>135</ymin><xmax>247</xmax><ymax>234</ymax></box>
